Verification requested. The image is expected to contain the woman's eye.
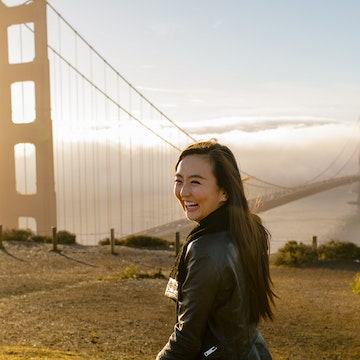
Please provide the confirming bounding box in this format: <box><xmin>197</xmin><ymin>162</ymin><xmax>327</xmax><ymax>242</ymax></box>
<box><xmin>191</xmin><ymin>180</ymin><xmax>200</xmax><ymax>184</ymax></box>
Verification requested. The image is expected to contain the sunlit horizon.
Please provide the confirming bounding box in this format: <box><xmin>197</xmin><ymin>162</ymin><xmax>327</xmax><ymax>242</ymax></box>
<box><xmin>1</xmin><ymin>0</ymin><xmax>359</xmax><ymax>245</ymax></box>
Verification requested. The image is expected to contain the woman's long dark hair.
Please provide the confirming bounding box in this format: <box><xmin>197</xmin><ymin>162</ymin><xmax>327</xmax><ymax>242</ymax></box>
<box><xmin>176</xmin><ymin>139</ymin><xmax>275</xmax><ymax>323</ymax></box>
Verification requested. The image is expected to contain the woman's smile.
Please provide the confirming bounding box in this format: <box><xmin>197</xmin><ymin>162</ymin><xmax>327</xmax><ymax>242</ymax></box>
<box><xmin>183</xmin><ymin>201</ymin><xmax>199</xmax><ymax>210</ymax></box>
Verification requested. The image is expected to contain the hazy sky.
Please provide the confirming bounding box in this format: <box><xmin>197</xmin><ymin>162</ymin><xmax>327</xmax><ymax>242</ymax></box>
<box><xmin>5</xmin><ymin>0</ymin><xmax>359</xmax><ymax>184</ymax></box>
<box><xmin>45</xmin><ymin>0</ymin><xmax>360</xmax><ymax>125</ymax></box>
<box><xmin>3</xmin><ymin>0</ymin><xmax>359</xmax><ymax>240</ymax></box>
<box><xmin>45</xmin><ymin>0</ymin><xmax>360</xmax><ymax>181</ymax></box>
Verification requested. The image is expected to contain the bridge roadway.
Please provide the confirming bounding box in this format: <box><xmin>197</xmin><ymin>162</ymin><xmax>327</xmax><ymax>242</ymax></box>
<box><xmin>140</xmin><ymin>174</ymin><xmax>360</xmax><ymax>242</ymax></box>
<box><xmin>249</xmin><ymin>174</ymin><xmax>360</xmax><ymax>212</ymax></box>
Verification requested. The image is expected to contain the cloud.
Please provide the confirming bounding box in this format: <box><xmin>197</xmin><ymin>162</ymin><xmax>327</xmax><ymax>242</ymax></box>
<box><xmin>136</xmin><ymin>86</ymin><xmax>190</xmax><ymax>94</ymax></box>
<box><xmin>176</xmin><ymin>116</ymin><xmax>359</xmax><ymax>185</ymax></box>
<box><xmin>180</xmin><ymin>116</ymin><xmax>339</xmax><ymax>135</ymax></box>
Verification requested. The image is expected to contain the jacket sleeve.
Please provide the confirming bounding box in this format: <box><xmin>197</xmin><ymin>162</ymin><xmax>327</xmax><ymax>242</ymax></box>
<box><xmin>156</xmin><ymin>240</ymin><xmax>221</xmax><ymax>360</ymax></box>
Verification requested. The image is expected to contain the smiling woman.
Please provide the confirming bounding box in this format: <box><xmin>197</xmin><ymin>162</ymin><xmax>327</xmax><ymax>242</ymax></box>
<box><xmin>157</xmin><ymin>140</ymin><xmax>275</xmax><ymax>360</ymax></box>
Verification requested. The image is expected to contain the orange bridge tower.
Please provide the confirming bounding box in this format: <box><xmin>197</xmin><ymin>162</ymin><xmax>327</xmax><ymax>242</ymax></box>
<box><xmin>0</xmin><ymin>0</ymin><xmax>56</xmax><ymax>235</ymax></box>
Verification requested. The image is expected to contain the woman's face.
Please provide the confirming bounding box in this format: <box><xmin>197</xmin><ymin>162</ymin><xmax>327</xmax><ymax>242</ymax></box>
<box><xmin>174</xmin><ymin>154</ymin><xmax>227</xmax><ymax>222</ymax></box>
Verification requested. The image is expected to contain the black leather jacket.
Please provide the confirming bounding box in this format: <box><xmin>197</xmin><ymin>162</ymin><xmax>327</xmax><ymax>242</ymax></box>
<box><xmin>156</xmin><ymin>231</ymin><xmax>272</xmax><ymax>359</ymax></box>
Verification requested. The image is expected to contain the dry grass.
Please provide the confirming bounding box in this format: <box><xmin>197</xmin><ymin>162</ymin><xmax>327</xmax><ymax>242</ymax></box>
<box><xmin>0</xmin><ymin>241</ymin><xmax>359</xmax><ymax>359</ymax></box>
<box><xmin>0</xmin><ymin>346</ymin><xmax>94</xmax><ymax>359</ymax></box>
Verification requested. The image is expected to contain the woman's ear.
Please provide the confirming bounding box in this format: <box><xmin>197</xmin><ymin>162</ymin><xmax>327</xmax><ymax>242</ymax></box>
<box><xmin>221</xmin><ymin>191</ymin><xmax>228</xmax><ymax>202</ymax></box>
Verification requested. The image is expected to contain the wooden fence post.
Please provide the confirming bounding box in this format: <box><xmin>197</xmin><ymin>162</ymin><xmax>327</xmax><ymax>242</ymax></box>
<box><xmin>312</xmin><ymin>235</ymin><xmax>317</xmax><ymax>250</ymax></box>
<box><xmin>175</xmin><ymin>232</ymin><xmax>180</xmax><ymax>256</ymax></box>
<box><xmin>0</xmin><ymin>225</ymin><xmax>3</xmax><ymax>249</ymax></box>
<box><xmin>110</xmin><ymin>228</ymin><xmax>115</xmax><ymax>254</ymax></box>
<box><xmin>52</xmin><ymin>226</ymin><xmax>58</xmax><ymax>252</ymax></box>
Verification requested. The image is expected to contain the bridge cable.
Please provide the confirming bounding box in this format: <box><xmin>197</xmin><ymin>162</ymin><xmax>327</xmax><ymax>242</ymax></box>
<box><xmin>116</xmin><ymin>76</ymin><xmax>124</xmax><ymax>235</ymax></box>
<box><xmin>57</xmin><ymin>15</ymin><xmax>68</xmax><ymax>231</ymax></box>
<box><xmin>331</xmin><ymin>144</ymin><xmax>360</xmax><ymax>178</ymax></box>
<box><xmin>304</xmin><ymin>136</ymin><xmax>355</xmax><ymax>183</ymax></box>
<box><xmin>49</xmin><ymin>2</ymin><xmax>357</xmax><ymax>238</ymax></box>
<box><xmin>24</xmin><ymin>15</ymin><xmax>190</xmax><ymax>152</ymax></box>
<box><xmin>47</xmin><ymin>44</ymin><xmax>183</xmax><ymax>151</ymax></box>
<box><xmin>241</xmin><ymin>170</ymin><xmax>290</xmax><ymax>190</ymax></box>
<box><xmin>46</xmin><ymin>1</ymin><xmax>196</xmax><ymax>143</ymax></box>
<box><xmin>36</xmin><ymin>7</ymin><xmax>278</xmax><ymax>194</ymax></box>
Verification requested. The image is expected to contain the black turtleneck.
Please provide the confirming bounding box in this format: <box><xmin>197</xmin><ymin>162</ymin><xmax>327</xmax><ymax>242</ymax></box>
<box><xmin>169</xmin><ymin>204</ymin><xmax>230</xmax><ymax>285</ymax></box>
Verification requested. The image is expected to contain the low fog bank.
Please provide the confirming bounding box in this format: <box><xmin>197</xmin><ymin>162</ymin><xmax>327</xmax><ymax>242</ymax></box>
<box><xmin>183</xmin><ymin>118</ymin><xmax>359</xmax><ymax>186</ymax></box>
<box><xmin>48</xmin><ymin>117</ymin><xmax>358</xmax><ymax>244</ymax></box>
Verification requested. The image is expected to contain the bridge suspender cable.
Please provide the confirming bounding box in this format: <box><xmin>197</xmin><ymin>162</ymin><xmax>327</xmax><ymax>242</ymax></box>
<box><xmin>304</xmin><ymin>138</ymin><xmax>355</xmax><ymax>183</ymax></box>
<box><xmin>46</xmin><ymin>1</ymin><xmax>196</xmax><ymax>144</ymax></box>
<box><xmin>241</xmin><ymin>170</ymin><xmax>290</xmax><ymax>190</ymax></box>
<box><xmin>47</xmin><ymin>44</ymin><xmax>184</xmax><ymax>150</ymax></box>
<box><xmin>331</xmin><ymin>144</ymin><xmax>360</xmax><ymax>178</ymax></box>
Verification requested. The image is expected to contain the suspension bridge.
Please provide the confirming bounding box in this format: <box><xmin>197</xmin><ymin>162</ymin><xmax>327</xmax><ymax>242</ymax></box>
<box><xmin>0</xmin><ymin>0</ymin><xmax>359</xmax><ymax>245</ymax></box>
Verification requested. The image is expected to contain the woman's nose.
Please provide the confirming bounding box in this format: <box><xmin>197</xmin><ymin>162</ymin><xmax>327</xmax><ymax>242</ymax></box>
<box><xmin>179</xmin><ymin>182</ymin><xmax>190</xmax><ymax>197</ymax></box>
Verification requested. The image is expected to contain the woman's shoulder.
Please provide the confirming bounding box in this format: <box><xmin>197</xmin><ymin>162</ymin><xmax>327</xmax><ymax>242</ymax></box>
<box><xmin>196</xmin><ymin>230</ymin><xmax>231</xmax><ymax>243</ymax></box>
<box><xmin>187</xmin><ymin>231</ymin><xmax>232</xmax><ymax>258</ymax></box>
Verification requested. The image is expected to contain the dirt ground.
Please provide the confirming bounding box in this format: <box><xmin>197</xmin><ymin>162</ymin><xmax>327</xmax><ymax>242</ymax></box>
<box><xmin>0</xmin><ymin>241</ymin><xmax>359</xmax><ymax>360</ymax></box>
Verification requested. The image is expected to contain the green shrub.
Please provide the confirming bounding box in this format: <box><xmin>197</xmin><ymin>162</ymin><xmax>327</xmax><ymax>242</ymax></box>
<box><xmin>99</xmin><ymin>266</ymin><xmax>166</xmax><ymax>280</ymax></box>
<box><xmin>56</xmin><ymin>230</ymin><xmax>76</xmax><ymax>244</ymax></box>
<box><xmin>121</xmin><ymin>265</ymin><xmax>140</xmax><ymax>279</ymax></box>
<box><xmin>31</xmin><ymin>235</ymin><xmax>52</xmax><ymax>243</ymax></box>
<box><xmin>350</xmin><ymin>273</ymin><xmax>360</xmax><ymax>295</ymax></box>
<box><xmin>98</xmin><ymin>238</ymin><xmax>110</xmax><ymax>246</ymax></box>
<box><xmin>275</xmin><ymin>240</ymin><xmax>360</xmax><ymax>267</ymax></box>
<box><xmin>274</xmin><ymin>240</ymin><xmax>318</xmax><ymax>267</ymax></box>
<box><xmin>32</xmin><ymin>231</ymin><xmax>76</xmax><ymax>244</ymax></box>
<box><xmin>99</xmin><ymin>235</ymin><xmax>172</xmax><ymax>249</ymax></box>
<box><xmin>2</xmin><ymin>228</ymin><xmax>76</xmax><ymax>245</ymax></box>
<box><xmin>3</xmin><ymin>228</ymin><xmax>33</xmax><ymax>242</ymax></box>
<box><xmin>121</xmin><ymin>235</ymin><xmax>171</xmax><ymax>248</ymax></box>
<box><xmin>317</xmin><ymin>241</ymin><xmax>360</xmax><ymax>261</ymax></box>
<box><xmin>98</xmin><ymin>237</ymin><xmax>122</xmax><ymax>246</ymax></box>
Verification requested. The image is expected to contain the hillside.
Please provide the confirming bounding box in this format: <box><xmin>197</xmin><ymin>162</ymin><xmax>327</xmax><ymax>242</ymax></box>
<box><xmin>0</xmin><ymin>241</ymin><xmax>359</xmax><ymax>359</ymax></box>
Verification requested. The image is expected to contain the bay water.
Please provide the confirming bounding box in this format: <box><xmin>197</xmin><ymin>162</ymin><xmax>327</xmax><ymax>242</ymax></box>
<box><xmin>260</xmin><ymin>184</ymin><xmax>360</xmax><ymax>254</ymax></box>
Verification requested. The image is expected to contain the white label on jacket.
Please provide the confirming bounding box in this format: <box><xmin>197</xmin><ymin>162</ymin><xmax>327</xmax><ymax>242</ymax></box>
<box><xmin>204</xmin><ymin>346</ymin><xmax>218</xmax><ymax>357</ymax></box>
<box><xmin>164</xmin><ymin>277</ymin><xmax>178</xmax><ymax>301</ymax></box>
